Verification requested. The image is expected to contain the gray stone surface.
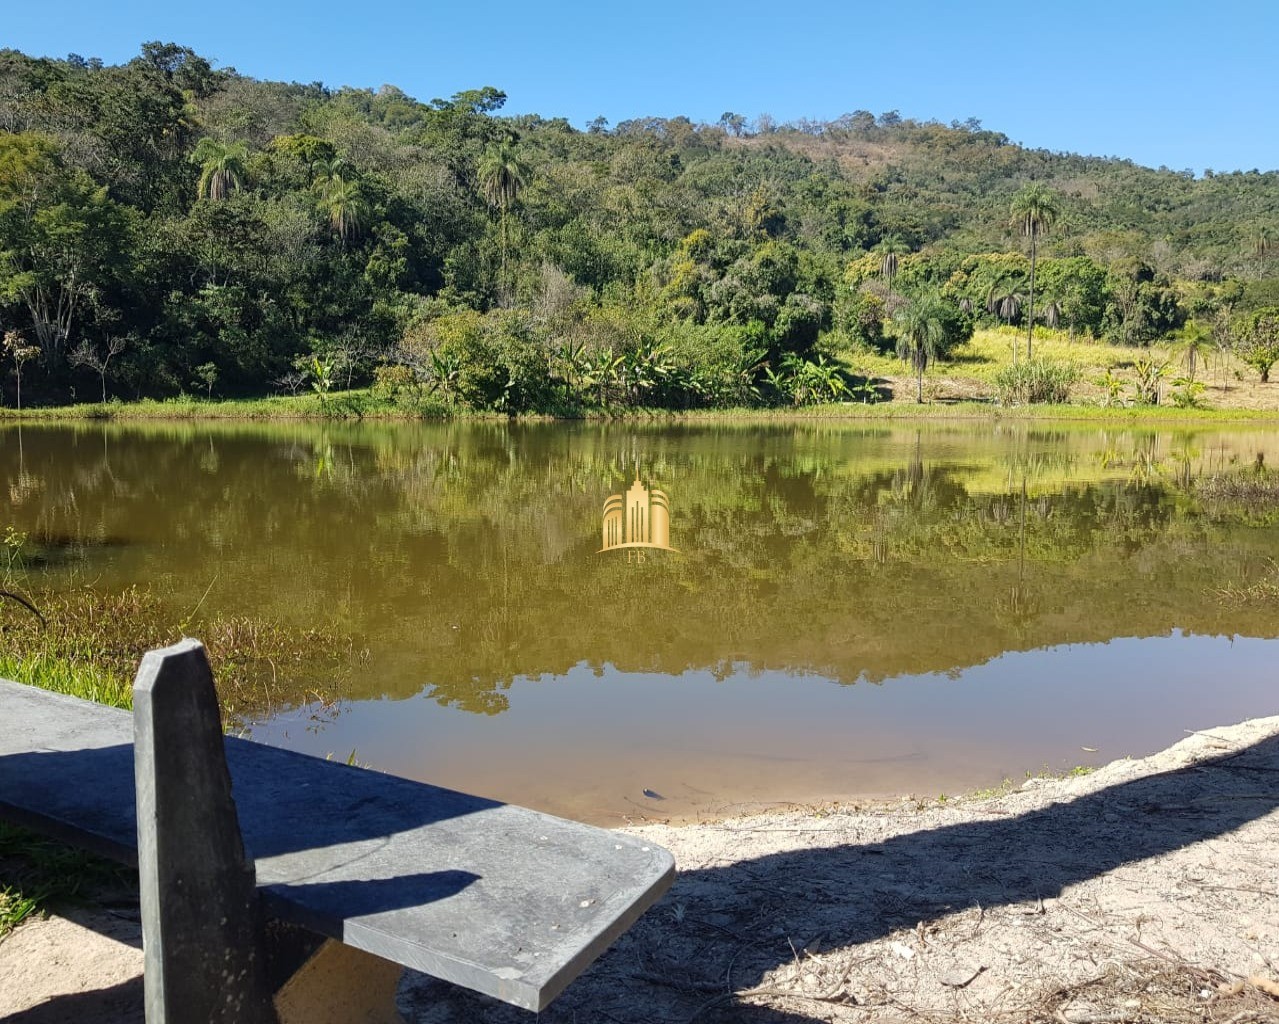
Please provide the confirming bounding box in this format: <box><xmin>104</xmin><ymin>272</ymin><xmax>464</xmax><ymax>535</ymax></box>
<box><xmin>0</xmin><ymin>673</ymin><xmax>674</xmax><ymax>1012</ymax></box>
<box><xmin>133</xmin><ymin>640</ymin><xmax>276</xmax><ymax>1024</ymax></box>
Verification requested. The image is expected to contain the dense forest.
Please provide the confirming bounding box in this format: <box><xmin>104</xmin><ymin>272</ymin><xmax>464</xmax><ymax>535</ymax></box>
<box><xmin>2</xmin><ymin>43</ymin><xmax>1278</xmax><ymax>411</ymax></box>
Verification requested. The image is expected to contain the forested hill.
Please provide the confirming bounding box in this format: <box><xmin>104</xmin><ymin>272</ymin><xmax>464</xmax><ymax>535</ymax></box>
<box><xmin>2</xmin><ymin>43</ymin><xmax>1278</xmax><ymax>409</ymax></box>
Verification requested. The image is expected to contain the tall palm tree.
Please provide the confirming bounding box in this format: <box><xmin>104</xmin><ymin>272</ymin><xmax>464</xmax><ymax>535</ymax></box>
<box><xmin>876</xmin><ymin>234</ymin><xmax>909</xmax><ymax>313</ymax></box>
<box><xmin>190</xmin><ymin>138</ymin><xmax>248</xmax><ymax>201</ymax></box>
<box><xmin>1255</xmin><ymin>227</ymin><xmax>1274</xmax><ymax>280</ymax></box>
<box><xmin>317</xmin><ymin>177</ymin><xmax>369</xmax><ymax>244</ymax></box>
<box><xmin>895</xmin><ymin>292</ymin><xmax>947</xmax><ymax>403</ymax></box>
<box><xmin>1010</xmin><ymin>184</ymin><xmax>1061</xmax><ymax>360</ymax></box>
<box><xmin>477</xmin><ymin>143</ymin><xmax>531</xmax><ymax>289</ymax></box>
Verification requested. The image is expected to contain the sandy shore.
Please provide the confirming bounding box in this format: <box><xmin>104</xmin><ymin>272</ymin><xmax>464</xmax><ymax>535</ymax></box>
<box><xmin>3</xmin><ymin>716</ymin><xmax>1278</xmax><ymax>1024</ymax></box>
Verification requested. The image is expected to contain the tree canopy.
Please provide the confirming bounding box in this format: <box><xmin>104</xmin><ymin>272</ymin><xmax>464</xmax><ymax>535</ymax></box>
<box><xmin>1</xmin><ymin>44</ymin><xmax>1277</xmax><ymax>410</ymax></box>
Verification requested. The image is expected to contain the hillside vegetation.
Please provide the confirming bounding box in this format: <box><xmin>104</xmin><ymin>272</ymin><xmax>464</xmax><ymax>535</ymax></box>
<box><xmin>2</xmin><ymin>43</ymin><xmax>1278</xmax><ymax>414</ymax></box>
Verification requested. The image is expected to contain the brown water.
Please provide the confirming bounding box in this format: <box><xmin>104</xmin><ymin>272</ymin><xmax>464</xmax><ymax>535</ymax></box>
<box><xmin>3</xmin><ymin>420</ymin><xmax>1278</xmax><ymax>823</ymax></box>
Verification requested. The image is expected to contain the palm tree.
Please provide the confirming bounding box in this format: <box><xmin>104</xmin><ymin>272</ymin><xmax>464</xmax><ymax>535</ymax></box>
<box><xmin>311</xmin><ymin>155</ymin><xmax>352</xmax><ymax>188</ymax></box>
<box><xmin>190</xmin><ymin>138</ymin><xmax>248</xmax><ymax>201</ymax></box>
<box><xmin>1173</xmin><ymin>320</ymin><xmax>1214</xmax><ymax>381</ymax></box>
<box><xmin>1254</xmin><ymin>227</ymin><xmax>1274</xmax><ymax>280</ymax></box>
<box><xmin>895</xmin><ymin>292</ymin><xmax>947</xmax><ymax>403</ymax></box>
<box><xmin>986</xmin><ymin>276</ymin><xmax>1026</xmax><ymax>363</ymax></box>
<box><xmin>317</xmin><ymin>177</ymin><xmax>369</xmax><ymax>244</ymax></box>
<box><xmin>477</xmin><ymin>143</ymin><xmax>531</xmax><ymax>289</ymax></box>
<box><xmin>876</xmin><ymin>234</ymin><xmax>909</xmax><ymax>313</ymax></box>
<box><xmin>1010</xmin><ymin>184</ymin><xmax>1061</xmax><ymax>360</ymax></box>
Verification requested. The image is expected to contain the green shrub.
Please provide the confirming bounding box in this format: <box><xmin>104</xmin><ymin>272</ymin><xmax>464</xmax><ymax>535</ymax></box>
<box><xmin>833</xmin><ymin>290</ymin><xmax>886</xmax><ymax>350</ymax></box>
<box><xmin>1169</xmin><ymin>376</ymin><xmax>1208</xmax><ymax>408</ymax></box>
<box><xmin>994</xmin><ymin>359</ymin><xmax>1077</xmax><ymax>405</ymax></box>
<box><xmin>371</xmin><ymin>363</ymin><xmax>415</xmax><ymax>399</ymax></box>
<box><xmin>660</xmin><ymin>321</ymin><xmax>767</xmax><ymax>407</ymax></box>
<box><xmin>1232</xmin><ymin>306</ymin><xmax>1279</xmax><ymax>383</ymax></box>
<box><xmin>423</xmin><ymin>310</ymin><xmax>554</xmax><ymax>413</ymax></box>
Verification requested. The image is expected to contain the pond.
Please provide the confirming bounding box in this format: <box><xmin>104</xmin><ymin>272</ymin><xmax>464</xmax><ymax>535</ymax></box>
<box><xmin>3</xmin><ymin>420</ymin><xmax>1278</xmax><ymax>823</ymax></box>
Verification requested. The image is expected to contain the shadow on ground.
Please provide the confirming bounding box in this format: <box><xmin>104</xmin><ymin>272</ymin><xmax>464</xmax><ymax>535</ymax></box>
<box><xmin>7</xmin><ymin>730</ymin><xmax>1275</xmax><ymax>1023</ymax></box>
<box><xmin>2</xmin><ymin>976</ymin><xmax>143</xmax><ymax>1024</ymax></box>
<box><xmin>402</xmin><ymin>730</ymin><xmax>1279</xmax><ymax>1022</ymax></box>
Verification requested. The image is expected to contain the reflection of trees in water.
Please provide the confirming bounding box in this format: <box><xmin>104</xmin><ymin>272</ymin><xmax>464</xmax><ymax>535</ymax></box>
<box><xmin>997</xmin><ymin>478</ymin><xmax>1038</xmax><ymax>629</ymax></box>
<box><xmin>2</xmin><ymin>423</ymin><xmax>1279</xmax><ymax>713</ymax></box>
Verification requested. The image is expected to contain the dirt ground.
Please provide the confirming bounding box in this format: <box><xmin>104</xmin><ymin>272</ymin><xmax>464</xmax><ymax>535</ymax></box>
<box><xmin>3</xmin><ymin>716</ymin><xmax>1278</xmax><ymax>1024</ymax></box>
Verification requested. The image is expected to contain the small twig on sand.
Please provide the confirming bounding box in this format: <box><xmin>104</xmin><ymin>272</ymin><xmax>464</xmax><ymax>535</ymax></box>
<box><xmin>684</xmin><ymin>959</ymin><xmax>867</xmax><ymax>1022</ymax></box>
<box><xmin>723</xmin><ymin>943</ymin><xmax>743</xmax><ymax>994</ymax></box>
<box><xmin>1193</xmin><ymin>882</ymin><xmax>1279</xmax><ymax>899</ymax></box>
<box><xmin>1058</xmin><ymin>902</ymin><xmax>1229</xmax><ymax>985</ymax></box>
<box><xmin>684</xmin><ymin>992</ymin><xmax>733</xmax><ymax>1023</ymax></box>
<box><xmin>940</xmin><ymin>966</ymin><xmax>987</xmax><ymax>988</ymax></box>
<box><xmin>1217</xmin><ymin>1011</ymin><xmax>1275</xmax><ymax>1024</ymax></box>
<box><xmin>1053</xmin><ymin>1011</ymin><xmax>1133</xmax><ymax>1024</ymax></box>
<box><xmin>630</xmin><ymin>970</ymin><xmax>721</xmax><ymax>994</ymax></box>
<box><xmin>739</xmin><ymin>981</ymin><xmax>852</xmax><ymax>1005</ymax></box>
<box><xmin>1123</xmin><ymin>934</ymin><xmax>1232</xmax><ymax>986</ymax></box>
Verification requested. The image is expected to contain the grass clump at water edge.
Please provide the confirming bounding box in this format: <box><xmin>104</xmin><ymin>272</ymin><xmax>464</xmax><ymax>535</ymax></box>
<box><xmin>0</xmin><ymin>649</ymin><xmax>130</xmax><ymax>709</ymax></box>
<box><xmin>0</xmin><ymin>583</ymin><xmax>359</xmax><ymax>721</ymax></box>
<box><xmin>0</xmin><ymin>581</ymin><xmax>361</xmax><ymax>936</ymax></box>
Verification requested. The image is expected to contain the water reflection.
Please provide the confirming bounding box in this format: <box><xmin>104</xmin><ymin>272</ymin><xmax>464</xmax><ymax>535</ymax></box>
<box><xmin>3</xmin><ymin>421</ymin><xmax>1278</xmax><ymax>820</ymax></box>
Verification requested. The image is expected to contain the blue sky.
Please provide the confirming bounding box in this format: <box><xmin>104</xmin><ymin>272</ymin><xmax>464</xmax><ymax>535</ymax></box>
<box><xmin>9</xmin><ymin>0</ymin><xmax>1278</xmax><ymax>173</ymax></box>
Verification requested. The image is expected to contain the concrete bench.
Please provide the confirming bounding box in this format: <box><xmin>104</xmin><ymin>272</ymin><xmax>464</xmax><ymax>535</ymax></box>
<box><xmin>0</xmin><ymin>640</ymin><xmax>674</xmax><ymax>1022</ymax></box>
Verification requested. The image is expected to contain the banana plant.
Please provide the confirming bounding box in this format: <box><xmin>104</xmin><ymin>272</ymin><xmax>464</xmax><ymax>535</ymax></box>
<box><xmin>733</xmin><ymin>347</ymin><xmax>769</xmax><ymax>405</ymax></box>
<box><xmin>309</xmin><ymin>357</ymin><xmax>334</xmax><ymax>397</ymax></box>
<box><xmin>807</xmin><ymin>354</ymin><xmax>850</xmax><ymax>401</ymax></box>
<box><xmin>1094</xmin><ymin>368</ymin><xmax>1126</xmax><ymax>407</ymax></box>
<box><xmin>552</xmin><ymin>339</ymin><xmax>590</xmax><ymax>393</ymax></box>
<box><xmin>1131</xmin><ymin>359</ymin><xmax>1169</xmax><ymax>405</ymax></box>
<box><xmin>581</xmin><ymin>351</ymin><xmax>625</xmax><ymax>406</ymax></box>
<box><xmin>618</xmin><ymin>339</ymin><xmax>676</xmax><ymax>405</ymax></box>
<box><xmin>761</xmin><ymin>365</ymin><xmax>794</xmax><ymax>406</ymax></box>
<box><xmin>427</xmin><ymin>349</ymin><xmax>461</xmax><ymax>401</ymax></box>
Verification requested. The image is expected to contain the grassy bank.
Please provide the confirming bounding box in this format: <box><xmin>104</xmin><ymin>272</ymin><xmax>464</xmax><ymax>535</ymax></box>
<box><xmin>0</xmin><ymin>391</ymin><xmax>449</xmax><ymax>422</ymax></box>
<box><xmin>0</xmin><ymin>584</ymin><xmax>356</xmax><ymax>721</ymax></box>
<box><xmin>0</xmin><ymin>651</ymin><xmax>131</xmax><ymax>709</ymax></box>
<box><xmin>652</xmin><ymin>402</ymin><xmax>1279</xmax><ymax>424</ymax></box>
<box><xmin>3</xmin><ymin>329</ymin><xmax>1277</xmax><ymax>425</ymax></box>
<box><xmin>848</xmin><ymin>325</ymin><xmax>1167</xmax><ymax>385</ymax></box>
<box><xmin>0</xmin><ymin>593</ymin><xmax>133</xmax><ymax>937</ymax></box>
<box><xmin>0</xmin><ymin>580</ymin><xmax>360</xmax><ymax>936</ymax></box>
<box><xmin>5</xmin><ymin>391</ymin><xmax>1279</xmax><ymax>427</ymax></box>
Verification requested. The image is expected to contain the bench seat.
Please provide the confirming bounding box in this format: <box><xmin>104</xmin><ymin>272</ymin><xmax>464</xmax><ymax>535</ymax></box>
<box><xmin>0</xmin><ymin>678</ymin><xmax>674</xmax><ymax>1012</ymax></box>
